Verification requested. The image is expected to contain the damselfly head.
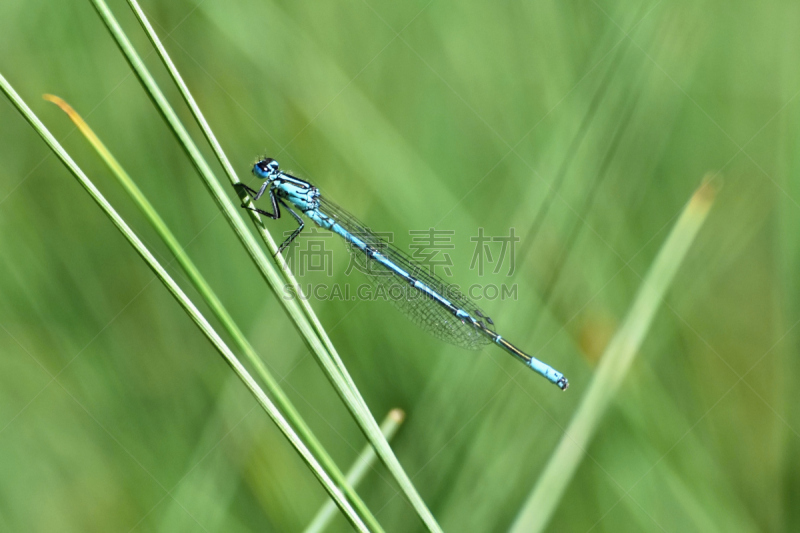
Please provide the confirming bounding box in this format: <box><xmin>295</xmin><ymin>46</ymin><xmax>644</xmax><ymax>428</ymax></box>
<box><xmin>253</xmin><ymin>158</ymin><xmax>280</xmax><ymax>180</ymax></box>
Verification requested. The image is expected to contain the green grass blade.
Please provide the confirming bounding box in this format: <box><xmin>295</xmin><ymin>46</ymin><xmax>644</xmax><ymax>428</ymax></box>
<box><xmin>305</xmin><ymin>409</ymin><xmax>406</xmax><ymax>533</ymax></box>
<box><xmin>123</xmin><ymin>0</ymin><xmax>357</xmax><ymax>389</ymax></box>
<box><xmin>89</xmin><ymin>1</ymin><xmax>443</xmax><ymax>529</ymax></box>
<box><xmin>43</xmin><ymin>94</ymin><xmax>384</xmax><ymax>533</ymax></box>
<box><xmin>509</xmin><ymin>180</ymin><xmax>718</xmax><ymax>533</ymax></box>
<box><xmin>0</xmin><ymin>72</ymin><xmax>370</xmax><ymax>533</ymax></box>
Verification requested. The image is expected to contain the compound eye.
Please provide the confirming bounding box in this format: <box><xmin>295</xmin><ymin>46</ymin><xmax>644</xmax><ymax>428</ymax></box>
<box><xmin>256</xmin><ymin>158</ymin><xmax>279</xmax><ymax>173</ymax></box>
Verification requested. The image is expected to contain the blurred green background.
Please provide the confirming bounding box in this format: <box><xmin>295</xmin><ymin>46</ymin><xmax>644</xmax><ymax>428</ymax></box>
<box><xmin>2</xmin><ymin>0</ymin><xmax>799</xmax><ymax>531</ymax></box>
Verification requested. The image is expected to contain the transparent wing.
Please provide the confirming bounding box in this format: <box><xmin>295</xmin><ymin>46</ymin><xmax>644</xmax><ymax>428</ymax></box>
<box><xmin>319</xmin><ymin>196</ymin><xmax>494</xmax><ymax>350</ymax></box>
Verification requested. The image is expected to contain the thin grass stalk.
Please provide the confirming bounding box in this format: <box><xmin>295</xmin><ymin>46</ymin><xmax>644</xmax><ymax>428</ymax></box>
<box><xmin>123</xmin><ymin>0</ymin><xmax>357</xmax><ymax>387</ymax></box>
<box><xmin>123</xmin><ymin>0</ymin><xmax>417</xmax><ymax>497</ymax></box>
<box><xmin>509</xmin><ymin>180</ymin><xmax>717</xmax><ymax>533</ymax></box>
<box><xmin>305</xmin><ymin>409</ymin><xmax>406</xmax><ymax>533</ymax></box>
<box><xmin>43</xmin><ymin>94</ymin><xmax>383</xmax><ymax>533</ymax></box>
<box><xmin>89</xmin><ymin>1</ymin><xmax>442</xmax><ymax>530</ymax></box>
<box><xmin>0</xmin><ymin>72</ymin><xmax>370</xmax><ymax>533</ymax></box>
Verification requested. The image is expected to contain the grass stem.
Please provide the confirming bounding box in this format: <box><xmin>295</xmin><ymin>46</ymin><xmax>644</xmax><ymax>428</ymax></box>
<box><xmin>43</xmin><ymin>93</ymin><xmax>384</xmax><ymax>532</ymax></box>
<box><xmin>510</xmin><ymin>179</ymin><xmax>717</xmax><ymax>533</ymax></box>
<box><xmin>305</xmin><ymin>409</ymin><xmax>406</xmax><ymax>533</ymax></box>
<box><xmin>0</xmin><ymin>71</ymin><xmax>370</xmax><ymax>533</ymax></box>
<box><xmin>89</xmin><ymin>0</ymin><xmax>443</xmax><ymax>529</ymax></box>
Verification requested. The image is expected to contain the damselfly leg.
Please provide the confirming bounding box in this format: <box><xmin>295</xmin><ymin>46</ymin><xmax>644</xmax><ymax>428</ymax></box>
<box><xmin>277</xmin><ymin>198</ymin><xmax>305</xmax><ymax>254</ymax></box>
<box><xmin>237</xmin><ymin>181</ymin><xmax>270</xmax><ymax>201</ymax></box>
<box><xmin>236</xmin><ymin>183</ymin><xmax>279</xmax><ymax>219</ymax></box>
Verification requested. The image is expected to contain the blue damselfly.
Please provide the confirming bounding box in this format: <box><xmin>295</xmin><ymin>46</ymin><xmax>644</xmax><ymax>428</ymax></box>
<box><xmin>237</xmin><ymin>158</ymin><xmax>568</xmax><ymax>390</ymax></box>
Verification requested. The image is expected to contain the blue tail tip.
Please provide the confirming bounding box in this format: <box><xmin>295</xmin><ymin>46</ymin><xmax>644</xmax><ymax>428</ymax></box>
<box><xmin>557</xmin><ymin>377</ymin><xmax>569</xmax><ymax>391</ymax></box>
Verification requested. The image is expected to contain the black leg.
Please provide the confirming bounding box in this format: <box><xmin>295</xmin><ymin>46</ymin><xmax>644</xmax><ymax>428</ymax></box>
<box><xmin>236</xmin><ymin>182</ymin><xmax>258</xmax><ymax>196</ymax></box>
<box><xmin>276</xmin><ymin>199</ymin><xmax>305</xmax><ymax>255</ymax></box>
<box><xmin>236</xmin><ymin>181</ymin><xmax>272</xmax><ymax>210</ymax></box>
<box><xmin>239</xmin><ymin>188</ymin><xmax>281</xmax><ymax>220</ymax></box>
<box><xmin>236</xmin><ymin>180</ymin><xmax>271</xmax><ymax>201</ymax></box>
